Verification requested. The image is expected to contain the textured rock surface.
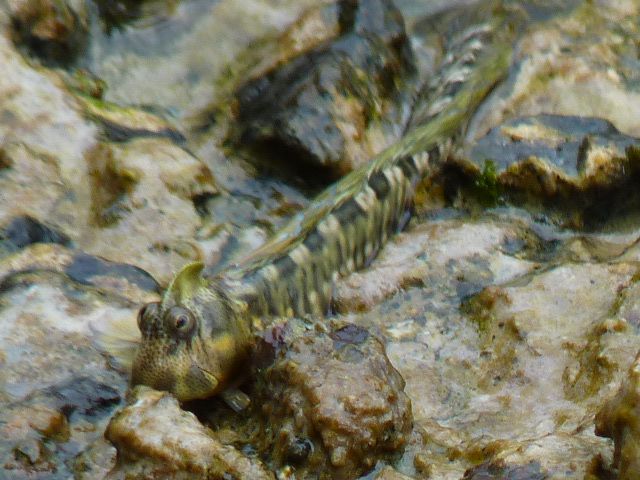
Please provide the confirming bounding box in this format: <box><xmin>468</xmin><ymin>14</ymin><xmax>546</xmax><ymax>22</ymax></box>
<box><xmin>105</xmin><ymin>386</ymin><xmax>274</xmax><ymax>480</ymax></box>
<box><xmin>232</xmin><ymin>0</ymin><xmax>416</xmax><ymax>175</ymax></box>
<box><xmin>81</xmin><ymin>139</ymin><xmax>217</xmax><ymax>282</ymax></box>
<box><xmin>0</xmin><ymin>24</ymin><xmax>218</xmax><ymax>283</ymax></box>
<box><xmin>3</xmin><ymin>0</ymin><xmax>640</xmax><ymax>479</ymax></box>
<box><xmin>7</xmin><ymin>0</ymin><xmax>88</xmax><ymax>64</ymax></box>
<box><xmin>0</xmin><ymin>378</ymin><xmax>120</xmax><ymax>478</ymax></box>
<box><xmin>334</xmin><ymin>218</ymin><xmax>538</xmax><ymax>314</ymax></box>
<box><xmin>0</xmin><ymin>268</ymin><xmax>135</xmax><ymax>478</ymax></box>
<box><xmin>444</xmin><ymin>114</ymin><xmax>640</xmax><ymax>229</ymax></box>
<box><xmin>595</xmin><ymin>353</ymin><xmax>640</xmax><ymax>480</ymax></box>
<box><xmin>255</xmin><ymin>322</ymin><xmax>412</xmax><ymax>479</ymax></box>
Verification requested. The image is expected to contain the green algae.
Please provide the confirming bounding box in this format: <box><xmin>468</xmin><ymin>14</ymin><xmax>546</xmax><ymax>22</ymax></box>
<box><xmin>473</xmin><ymin>159</ymin><xmax>502</xmax><ymax>208</ymax></box>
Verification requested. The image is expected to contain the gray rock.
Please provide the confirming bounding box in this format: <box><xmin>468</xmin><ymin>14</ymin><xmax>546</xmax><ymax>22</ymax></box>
<box><xmin>233</xmin><ymin>0</ymin><xmax>416</xmax><ymax>176</ymax></box>
<box><xmin>443</xmin><ymin>114</ymin><xmax>640</xmax><ymax>229</ymax></box>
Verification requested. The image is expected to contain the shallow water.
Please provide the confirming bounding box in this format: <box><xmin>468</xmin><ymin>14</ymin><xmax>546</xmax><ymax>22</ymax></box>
<box><xmin>2</xmin><ymin>0</ymin><xmax>640</xmax><ymax>478</ymax></box>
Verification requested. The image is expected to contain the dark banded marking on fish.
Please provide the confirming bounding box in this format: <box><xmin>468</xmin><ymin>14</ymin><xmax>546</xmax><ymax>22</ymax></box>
<box><xmin>129</xmin><ymin>15</ymin><xmax>515</xmax><ymax>403</ymax></box>
<box><xmin>228</xmin><ymin>19</ymin><xmax>513</xmax><ymax>321</ymax></box>
<box><xmin>238</xmin><ymin>154</ymin><xmax>427</xmax><ymax>318</ymax></box>
<box><xmin>407</xmin><ymin>21</ymin><xmax>497</xmax><ymax>131</ymax></box>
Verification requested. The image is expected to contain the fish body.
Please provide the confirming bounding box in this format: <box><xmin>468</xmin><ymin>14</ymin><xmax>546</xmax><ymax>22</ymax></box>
<box><xmin>130</xmin><ymin>17</ymin><xmax>514</xmax><ymax>402</ymax></box>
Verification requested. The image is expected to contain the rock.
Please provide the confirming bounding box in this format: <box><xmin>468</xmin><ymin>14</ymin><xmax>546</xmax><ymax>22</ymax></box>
<box><xmin>232</xmin><ymin>0</ymin><xmax>415</xmax><ymax>176</ymax></box>
<box><xmin>73</xmin><ymin>438</ymin><xmax>117</xmax><ymax>480</ymax></box>
<box><xmin>105</xmin><ymin>386</ymin><xmax>274</xmax><ymax>480</ymax></box>
<box><xmin>0</xmin><ymin>30</ymin><xmax>219</xmax><ymax>284</ymax></box>
<box><xmin>467</xmin><ymin>1</ymin><xmax>640</xmax><ymax>142</ymax></box>
<box><xmin>73</xmin><ymin>92</ymin><xmax>186</xmax><ymax>143</ymax></box>
<box><xmin>0</xmin><ymin>244</ymin><xmax>159</xmax><ymax>303</ymax></box>
<box><xmin>375</xmin><ymin>257</ymin><xmax>634</xmax><ymax>479</ymax></box>
<box><xmin>0</xmin><ymin>250</ymin><xmax>157</xmax><ymax>479</ymax></box>
<box><xmin>333</xmin><ymin>218</ymin><xmax>539</xmax><ymax>314</ymax></box>
<box><xmin>255</xmin><ymin>321</ymin><xmax>412</xmax><ymax>479</ymax></box>
<box><xmin>470</xmin><ymin>115</ymin><xmax>637</xmax><ymax>179</ymax></box>
<box><xmin>595</xmin><ymin>352</ymin><xmax>640</xmax><ymax>480</ymax></box>
<box><xmin>462</xmin><ymin>460</ymin><xmax>546</xmax><ymax>480</ymax></box>
<box><xmin>93</xmin><ymin>0</ymin><xmax>144</xmax><ymax>32</ymax></box>
<box><xmin>0</xmin><ymin>377</ymin><xmax>122</xmax><ymax>479</ymax></box>
<box><xmin>82</xmin><ymin>139</ymin><xmax>217</xmax><ymax>282</ymax></box>
<box><xmin>371</xmin><ymin>465</ymin><xmax>415</xmax><ymax>479</ymax></box>
<box><xmin>0</xmin><ymin>268</ymin><xmax>140</xmax><ymax>403</ymax></box>
<box><xmin>0</xmin><ymin>216</ymin><xmax>71</xmax><ymax>255</ymax></box>
<box><xmin>0</xmin><ymin>32</ymin><xmax>96</xmax><ymax>228</ymax></box>
<box><xmin>64</xmin><ymin>252</ymin><xmax>160</xmax><ymax>296</ymax></box>
<box><xmin>442</xmin><ymin>114</ymin><xmax>640</xmax><ymax>229</ymax></box>
<box><xmin>7</xmin><ymin>0</ymin><xmax>88</xmax><ymax>65</ymax></box>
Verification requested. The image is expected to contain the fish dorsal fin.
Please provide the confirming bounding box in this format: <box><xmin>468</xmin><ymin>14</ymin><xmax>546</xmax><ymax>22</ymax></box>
<box><xmin>164</xmin><ymin>261</ymin><xmax>205</xmax><ymax>305</ymax></box>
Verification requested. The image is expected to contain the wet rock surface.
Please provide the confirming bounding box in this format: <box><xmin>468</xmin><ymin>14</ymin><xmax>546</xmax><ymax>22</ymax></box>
<box><xmin>0</xmin><ymin>265</ymin><xmax>147</xmax><ymax>478</ymax></box>
<box><xmin>105</xmin><ymin>386</ymin><xmax>274</xmax><ymax>480</ymax></box>
<box><xmin>0</xmin><ymin>216</ymin><xmax>72</xmax><ymax>253</ymax></box>
<box><xmin>232</xmin><ymin>0</ymin><xmax>416</xmax><ymax>176</ymax></box>
<box><xmin>595</xmin><ymin>353</ymin><xmax>640</xmax><ymax>480</ymax></box>
<box><xmin>254</xmin><ymin>321</ymin><xmax>412</xmax><ymax>478</ymax></box>
<box><xmin>1</xmin><ymin>377</ymin><xmax>120</xmax><ymax>478</ymax></box>
<box><xmin>3</xmin><ymin>0</ymin><xmax>640</xmax><ymax>479</ymax></box>
<box><xmin>8</xmin><ymin>0</ymin><xmax>88</xmax><ymax>65</ymax></box>
<box><xmin>444</xmin><ymin>114</ymin><xmax>640</xmax><ymax>229</ymax></box>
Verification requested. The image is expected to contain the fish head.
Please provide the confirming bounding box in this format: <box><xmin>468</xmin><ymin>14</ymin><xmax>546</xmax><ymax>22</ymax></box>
<box><xmin>131</xmin><ymin>262</ymin><xmax>247</xmax><ymax>401</ymax></box>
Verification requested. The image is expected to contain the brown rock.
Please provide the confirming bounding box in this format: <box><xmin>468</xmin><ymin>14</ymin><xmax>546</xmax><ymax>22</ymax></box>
<box><xmin>373</xmin><ymin>465</ymin><xmax>416</xmax><ymax>479</ymax></box>
<box><xmin>595</xmin><ymin>352</ymin><xmax>640</xmax><ymax>480</ymax></box>
<box><xmin>105</xmin><ymin>386</ymin><xmax>274</xmax><ymax>480</ymax></box>
<box><xmin>8</xmin><ymin>0</ymin><xmax>88</xmax><ymax>64</ymax></box>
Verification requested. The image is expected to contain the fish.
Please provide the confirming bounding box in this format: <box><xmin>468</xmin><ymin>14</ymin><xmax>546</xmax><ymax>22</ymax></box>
<box><xmin>101</xmin><ymin>15</ymin><xmax>514</xmax><ymax>404</ymax></box>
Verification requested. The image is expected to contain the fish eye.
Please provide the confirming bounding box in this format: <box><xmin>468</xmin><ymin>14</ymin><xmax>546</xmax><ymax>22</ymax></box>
<box><xmin>165</xmin><ymin>306</ymin><xmax>196</xmax><ymax>339</ymax></box>
<box><xmin>137</xmin><ymin>302</ymin><xmax>160</xmax><ymax>330</ymax></box>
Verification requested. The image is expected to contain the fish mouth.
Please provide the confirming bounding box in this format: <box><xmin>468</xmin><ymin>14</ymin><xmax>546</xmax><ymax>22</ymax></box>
<box><xmin>197</xmin><ymin>365</ymin><xmax>220</xmax><ymax>392</ymax></box>
<box><xmin>175</xmin><ymin>361</ymin><xmax>221</xmax><ymax>401</ymax></box>
<box><xmin>189</xmin><ymin>351</ymin><xmax>220</xmax><ymax>392</ymax></box>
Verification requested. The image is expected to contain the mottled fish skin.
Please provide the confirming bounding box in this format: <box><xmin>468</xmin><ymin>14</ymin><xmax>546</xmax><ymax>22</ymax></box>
<box><xmin>130</xmin><ymin>16</ymin><xmax>514</xmax><ymax>402</ymax></box>
<box><xmin>226</xmin><ymin>16</ymin><xmax>514</xmax><ymax>322</ymax></box>
<box><xmin>231</xmin><ymin>154</ymin><xmax>428</xmax><ymax>319</ymax></box>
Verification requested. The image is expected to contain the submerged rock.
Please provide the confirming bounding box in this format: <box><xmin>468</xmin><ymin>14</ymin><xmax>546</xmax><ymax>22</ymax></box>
<box><xmin>232</xmin><ymin>0</ymin><xmax>415</xmax><ymax>176</ymax></box>
<box><xmin>255</xmin><ymin>321</ymin><xmax>412</xmax><ymax>479</ymax></box>
<box><xmin>595</xmin><ymin>352</ymin><xmax>640</xmax><ymax>480</ymax></box>
<box><xmin>105</xmin><ymin>386</ymin><xmax>274</xmax><ymax>480</ymax></box>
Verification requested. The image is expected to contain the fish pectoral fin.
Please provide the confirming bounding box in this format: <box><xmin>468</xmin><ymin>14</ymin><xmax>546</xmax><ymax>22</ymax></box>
<box><xmin>90</xmin><ymin>315</ymin><xmax>141</xmax><ymax>372</ymax></box>
<box><xmin>221</xmin><ymin>388</ymin><xmax>251</xmax><ymax>412</ymax></box>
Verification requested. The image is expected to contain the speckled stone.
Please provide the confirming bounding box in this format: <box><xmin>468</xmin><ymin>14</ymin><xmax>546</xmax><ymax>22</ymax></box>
<box><xmin>256</xmin><ymin>322</ymin><xmax>412</xmax><ymax>479</ymax></box>
<box><xmin>105</xmin><ymin>386</ymin><xmax>274</xmax><ymax>480</ymax></box>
